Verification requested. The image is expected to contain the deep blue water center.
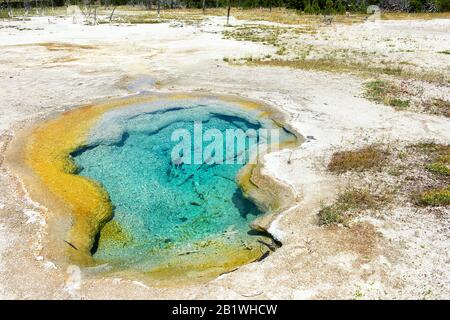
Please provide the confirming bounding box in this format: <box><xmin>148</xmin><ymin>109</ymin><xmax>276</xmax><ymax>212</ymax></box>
<box><xmin>72</xmin><ymin>104</ymin><xmax>284</xmax><ymax>271</ymax></box>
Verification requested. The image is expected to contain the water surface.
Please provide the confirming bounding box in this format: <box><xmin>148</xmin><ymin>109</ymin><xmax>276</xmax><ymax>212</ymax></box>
<box><xmin>73</xmin><ymin>100</ymin><xmax>294</xmax><ymax>275</ymax></box>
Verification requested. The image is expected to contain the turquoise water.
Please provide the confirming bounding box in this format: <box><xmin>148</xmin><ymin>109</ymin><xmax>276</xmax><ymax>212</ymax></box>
<box><xmin>72</xmin><ymin>102</ymin><xmax>294</xmax><ymax>272</ymax></box>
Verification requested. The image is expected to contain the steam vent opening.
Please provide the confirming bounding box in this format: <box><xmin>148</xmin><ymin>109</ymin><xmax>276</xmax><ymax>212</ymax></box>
<box><xmin>22</xmin><ymin>95</ymin><xmax>298</xmax><ymax>282</ymax></box>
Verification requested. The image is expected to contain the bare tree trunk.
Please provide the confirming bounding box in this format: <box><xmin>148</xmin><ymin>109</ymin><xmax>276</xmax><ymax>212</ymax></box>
<box><xmin>109</xmin><ymin>5</ymin><xmax>116</xmax><ymax>22</ymax></box>
<box><xmin>7</xmin><ymin>0</ymin><xmax>13</xmax><ymax>18</ymax></box>
<box><xmin>23</xmin><ymin>0</ymin><xmax>29</xmax><ymax>15</ymax></box>
<box><xmin>86</xmin><ymin>0</ymin><xmax>92</xmax><ymax>18</ymax></box>
<box><xmin>157</xmin><ymin>0</ymin><xmax>160</xmax><ymax>17</ymax></box>
<box><xmin>202</xmin><ymin>0</ymin><xmax>205</xmax><ymax>14</ymax></box>
<box><xmin>226</xmin><ymin>0</ymin><xmax>231</xmax><ymax>25</ymax></box>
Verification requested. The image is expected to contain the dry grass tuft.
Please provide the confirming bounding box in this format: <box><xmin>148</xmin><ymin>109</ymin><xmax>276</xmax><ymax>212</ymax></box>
<box><xmin>327</xmin><ymin>146</ymin><xmax>388</xmax><ymax>173</ymax></box>
<box><xmin>333</xmin><ymin>222</ymin><xmax>378</xmax><ymax>258</ymax></box>
<box><xmin>318</xmin><ymin>187</ymin><xmax>388</xmax><ymax>226</ymax></box>
<box><xmin>321</xmin><ymin>142</ymin><xmax>448</xmax><ymax>227</ymax></box>
<box><xmin>243</xmin><ymin>59</ymin><xmax>447</xmax><ymax>84</ymax></box>
<box><xmin>381</xmin><ymin>12</ymin><xmax>450</xmax><ymax>20</ymax></box>
<box><xmin>50</xmin><ymin>56</ymin><xmax>79</xmax><ymax>64</ymax></box>
<box><xmin>35</xmin><ymin>42</ymin><xmax>97</xmax><ymax>51</ymax></box>
<box><xmin>418</xmin><ymin>187</ymin><xmax>450</xmax><ymax>207</ymax></box>
<box><xmin>410</xmin><ymin>143</ymin><xmax>450</xmax><ymax>207</ymax></box>
<box><xmin>363</xmin><ymin>81</ymin><xmax>449</xmax><ymax>117</ymax></box>
<box><xmin>423</xmin><ymin>98</ymin><xmax>450</xmax><ymax>118</ymax></box>
<box><xmin>364</xmin><ymin>80</ymin><xmax>410</xmax><ymax>110</ymax></box>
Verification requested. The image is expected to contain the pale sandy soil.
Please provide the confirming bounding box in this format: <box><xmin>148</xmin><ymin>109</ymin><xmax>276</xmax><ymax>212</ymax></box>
<box><xmin>0</xmin><ymin>14</ymin><xmax>449</xmax><ymax>299</ymax></box>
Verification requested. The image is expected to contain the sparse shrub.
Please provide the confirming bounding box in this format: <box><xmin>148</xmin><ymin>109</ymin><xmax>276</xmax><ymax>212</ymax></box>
<box><xmin>364</xmin><ymin>80</ymin><xmax>411</xmax><ymax>110</ymax></box>
<box><xmin>364</xmin><ymin>80</ymin><xmax>390</xmax><ymax>98</ymax></box>
<box><xmin>318</xmin><ymin>204</ymin><xmax>345</xmax><ymax>225</ymax></box>
<box><xmin>276</xmin><ymin>46</ymin><xmax>287</xmax><ymax>55</ymax></box>
<box><xmin>318</xmin><ymin>187</ymin><xmax>383</xmax><ymax>225</ymax></box>
<box><xmin>409</xmin><ymin>0</ymin><xmax>424</xmax><ymax>12</ymax></box>
<box><xmin>411</xmin><ymin>143</ymin><xmax>450</xmax><ymax>206</ymax></box>
<box><xmin>304</xmin><ymin>2</ymin><xmax>315</xmax><ymax>14</ymax></box>
<box><xmin>335</xmin><ymin>0</ymin><xmax>346</xmax><ymax>14</ymax></box>
<box><xmin>312</xmin><ymin>0</ymin><xmax>321</xmax><ymax>14</ymax></box>
<box><xmin>389</xmin><ymin>98</ymin><xmax>410</xmax><ymax>109</ymax></box>
<box><xmin>358</xmin><ymin>1</ymin><xmax>368</xmax><ymax>12</ymax></box>
<box><xmin>381</xmin><ymin>67</ymin><xmax>403</xmax><ymax>76</ymax></box>
<box><xmin>437</xmin><ymin>0</ymin><xmax>450</xmax><ymax>12</ymax></box>
<box><xmin>423</xmin><ymin>145</ymin><xmax>450</xmax><ymax>175</ymax></box>
<box><xmin>325</xmin><ymin>0</ymin><xmax>335</xmax><ymax>14</ymax></box>
<box><xmin>287</xmin><ymin>0</ymin><xmax>306</xmax><ymax>10</ymax></box>
<box><xmin>426</xmin><ymin>162</ymin><xmax>450</xmax><ymax>176</ymax></box>
<box><xmin>413</xmin><ymin>142</ymin><xmax>449</xmax><ymax>154</ymax></box>
<box><xmin>328</xmin><ymin>146</ymin><xmax>388</xmax><ymax>173</ymax></box>
<box><xmin>419</xmin><ymin>187</ymin><xmax>450</xmax><ymax>206</ymax></box>
<box><xmin>423</xmin><ymin>98</ymin><xmax>450</xmax><ymax>117</ymax></box>
<box><xmin>338</xmin><ymin>187</ymin><xmax>380</xmax><ymax>210</ymax></box>
<box><xmin>415</xmin><ymin>144</ymin><xmax>450</xmax><ymax>176</ymax></box>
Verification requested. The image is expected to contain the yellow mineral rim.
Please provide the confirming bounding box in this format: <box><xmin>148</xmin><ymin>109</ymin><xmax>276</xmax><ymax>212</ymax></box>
<box><xmin>10</xmin><ymin>93</ymin><xmax>299</xmax><ymax>279</ymax></box>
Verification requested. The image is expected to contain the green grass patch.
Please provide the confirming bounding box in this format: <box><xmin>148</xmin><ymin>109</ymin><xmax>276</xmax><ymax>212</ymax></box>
<box><xmin>223</xmin><ymin>25</ymin><xmax>287</xmax><ymax>47</ymax></box>
<box><xmin>426</xmin><ymin>162</ymin><xmax>450</xmax><ymax>176</ymax></box>
<box><xmin>380</xmin><ymin>12</ymin><xmax>450</xmax><ymax>20</ymax></box>
<box><xmin>389</xmin><ymin>98</ymin><xmax>410</xmax><ymax>109</ymax></box>
<box><xmin>418</xmin><ymin>187</ymin><xmax>450</xmax><ymax>206</ymax></box>
<box><xmin>411</xmin><ymin>143</ymin><xmax>450</xmax><ymax>206</ymax></box>
<box><xmin>318</xmin><ymin>187</ymin><xmax>384</xmax><ymax>226</ymax></box>
<box><xmin>414</xmin><ymin>143</ymin><xmax>450</xmax><ymax>176</ymax></box>
<box><xmin>244</xmin><ymin>59</ymin><xmax>447</xmax><ymax>84</ymax></box>
<box><xmin>318</xmin><ymin>205</ymin><xmax>345</xmax><ymax>225</ymax></box>
<box><xmin>413</xmin><ymin>143</ymin><xmax>449</xmax><ymax>155</ymax></box>
<box><xmin>364</xmin><ymin>80</ymin><xmax>411</xmax><ymax>110</ymax></box>
<box><xmin>423</xmin><ymin>98</ymin><xmax>450</xmax><ymax>117</ymax></box>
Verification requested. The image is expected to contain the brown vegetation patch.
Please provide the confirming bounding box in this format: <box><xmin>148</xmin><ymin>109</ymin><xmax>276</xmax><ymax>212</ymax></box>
<box><xmin>327</xmin><ymin>145</ymin><xmax>388</xmax><ymax>173</ymax></box>
<box><xmin>418</xmin><ymin>187</ymin><xmax>450</xmax><ymax>207</ymax></box>
<box><xmin>423</xmin><ymin>98</ymin><xmax>450</xmax><ymax>118</ymax></box>
<box><xmin>409</xmin><ymin>143</ymin><xmax>450</xmax><ymax>206</ymax></box>
<box><xmin>380</xmin><ymin>12</ymin><xmax>450</xmax><ymax>20</ymax></box>
<box><xmin>340</xmin><ymin>222</ymin><xmax>378</xmax><ymax>259</ymax></box>
<box><xmin>318</xmin><ymin>186</ymin><xmax>391</xmax><ymax>226</ymax></box>
<box><xmin>50</xmin><ymin>56</ymin><xmax>79</xmax><ymax>64</ymax></box>
<box><xmin>364</xmin><ymin>80</ymin><xmax>410</xmax><ymax>110</ymax></box>
<box><xmin>35</xmin><ymin>42</ymin><xmax>97</xmax><ymax>52</ymax></box>
<box><xmin>323</xmin><ymin>222</ymin><xmax>379</xmax><ymax>261</ymax></box>
<box><xmin>243</xmin><ymin>59</ymin><xmax>447</xmax><ymax>84</ymax></box>
<box><xmin>321</xmin><ymin>142</ymin><xmax>448</xmax><ymax>227</ymax></box>
<box><xmin>364</xmin><ymin>80</ymin><xmax>450</xmax><ymax>117</ymax></box>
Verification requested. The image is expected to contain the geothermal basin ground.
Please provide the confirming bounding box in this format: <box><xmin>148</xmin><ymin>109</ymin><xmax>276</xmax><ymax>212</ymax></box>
<box><xmin>0</xmin><ymin>8</ymin><xmax>449</xmax><ymax>299</ymax></box>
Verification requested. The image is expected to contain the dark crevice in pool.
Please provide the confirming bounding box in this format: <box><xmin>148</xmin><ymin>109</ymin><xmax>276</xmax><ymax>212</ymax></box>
<box><xmin>232</xmin><ymin>189</ymin><xmax>258</xmax><ymax>219</ymax></box>
<box><xmin>90</xmin><ymin>230</ymin><xmax>101</xmax><ymax>255</ymax></box>
<box><xmin>248</xmin><ymin>229</ymin><xmax>283</xmax><ymax>248</ymax></box>
<box><xmin>70</xmin><ymin>144</ymin><xmax>98</xmax><ymax>158</ymax></box>
<box><xmin>114</xmin><ymin>132</ymin><xmax>130</xmax><ymax>148</ymax></box>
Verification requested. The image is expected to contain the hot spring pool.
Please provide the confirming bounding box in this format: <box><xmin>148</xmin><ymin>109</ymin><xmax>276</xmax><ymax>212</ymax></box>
<box><xmin>16</xmin><ymin>94</ymin><xmax>299</xmax><ymax>281</ymax></box>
